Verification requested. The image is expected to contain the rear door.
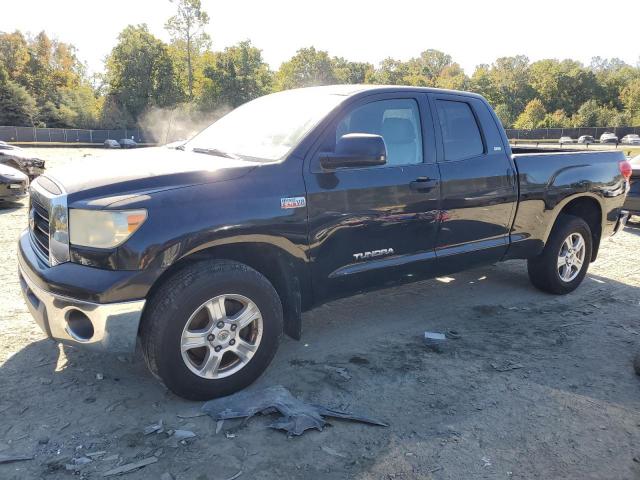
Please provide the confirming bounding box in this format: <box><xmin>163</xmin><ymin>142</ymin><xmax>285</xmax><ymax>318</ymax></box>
<box><xmin>303</xmin><ymin>92</ymin><xmax>441</xmax><ymax>302</ymax></box>
<box><xmin>429</xmin><ymin>93</ymin><xmax>517</xmax><ymax>271</ymax></box>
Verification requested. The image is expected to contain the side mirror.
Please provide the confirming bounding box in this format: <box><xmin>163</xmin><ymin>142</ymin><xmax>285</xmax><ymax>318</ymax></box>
<box><xmin>319</xmin><ymin>133</ymin><xmax>387</xmax><ymax>170</ymax></box>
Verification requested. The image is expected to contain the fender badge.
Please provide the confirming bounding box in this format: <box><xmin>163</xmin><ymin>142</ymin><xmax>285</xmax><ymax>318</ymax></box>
<box><xmin>281</xmin><ymin>196</ymin><xmax>306</xmax><ymax>209</ymax></box>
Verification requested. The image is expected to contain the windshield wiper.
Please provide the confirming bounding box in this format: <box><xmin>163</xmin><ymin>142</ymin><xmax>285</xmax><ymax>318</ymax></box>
<box><xmin>191</xmin><ymin>147</ymin><xmax>239</xmax><ymax>159</ymax></box>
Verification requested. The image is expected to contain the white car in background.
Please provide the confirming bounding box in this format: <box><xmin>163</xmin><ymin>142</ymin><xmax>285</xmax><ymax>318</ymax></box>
<box><xmin>600</xmin><ymin>132</ymin><xmax>619</xmax><ymax>144</ymax></box>
<box><xmin>621</xmin><ymin>134</ymin><xmax>640</xmax><ymax>145</ymax></box>
<box><xmin>559</xmin><ymin>136</ymin><xmax>574</xmax><ymax>145</ymax></box>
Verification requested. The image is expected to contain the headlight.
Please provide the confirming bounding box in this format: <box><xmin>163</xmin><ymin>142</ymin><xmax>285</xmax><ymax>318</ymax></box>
<box><xmin>69</xmin><ymin>209</ymin><xmax>147</xmax><ymax>249</ymax></box>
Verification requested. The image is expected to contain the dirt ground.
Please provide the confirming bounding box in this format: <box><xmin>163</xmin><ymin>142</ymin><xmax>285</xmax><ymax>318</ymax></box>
<box><xmin>1</xmin><ymin>148</ymin><xmax>640</xmax><ymax>479</ymax></box>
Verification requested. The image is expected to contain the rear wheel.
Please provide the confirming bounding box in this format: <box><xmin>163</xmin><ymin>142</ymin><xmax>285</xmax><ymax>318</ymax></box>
<box><xmin>527</xmin><ymin>214</ymin><xmax>592</xmax><ymax>295</ymax></box>
<box><xmin>140</xmin><ymin>260</ymin><xmax>283</xmax><ymax>400</ymax></box>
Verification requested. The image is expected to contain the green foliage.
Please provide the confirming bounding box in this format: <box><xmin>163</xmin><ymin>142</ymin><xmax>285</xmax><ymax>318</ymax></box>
<box><xmin>273</xmin><ymin>47</ymin><xmax>337</xmax><ymax>91</ymax></box>
<box><xmin>620</xmin><ymin>78</ymin><xmax>640</xmax><ymax>124</ymax></box>
<box><xmin>103</xmin><ymin>25</ymin><xmax>183</xmax><ymax>126</ymax></box>
<box><xmin>514</xmin><ymin>98</ymin><xmax>546</xmax><ymax>129</ymax></box>
<box><xmin>0</xmin><ymin>65</ymin><xmax>37</xmax><ymax>125</ymax></box>
<box><xmin>0</xmin><ymin>30</ymin><xmax>95</xmax><ymax>127</ymax></box>
<box><xmin>2</xmin><ymin>22</ymin><xmax>640</xmax><ymax>132</ymax></box>
<box><xmin>165</xmin><ymin>0</ymin><xmax>211</xmax><ymax>99</ymax></box>
<box><xmin>197</xmin><ymin>41</ymin><xmax>272</xmax><ymax>110</ymax></box>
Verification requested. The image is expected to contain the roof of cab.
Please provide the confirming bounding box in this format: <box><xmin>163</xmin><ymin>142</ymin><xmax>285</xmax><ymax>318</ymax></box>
<box><xmin>285</xmin><ymin>84</ymin><xmax>484</xmax><ymax>100</ymax></box>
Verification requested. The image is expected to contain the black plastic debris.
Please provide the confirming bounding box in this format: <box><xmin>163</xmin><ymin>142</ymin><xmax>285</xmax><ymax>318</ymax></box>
<box><xmin>201</xmin><ymin>385</ymin><xmax>388</xmax><ymax>436</ymax></box>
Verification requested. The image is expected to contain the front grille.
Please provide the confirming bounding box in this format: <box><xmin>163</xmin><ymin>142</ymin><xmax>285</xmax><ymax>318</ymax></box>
<box><xmin>30</xmin><ymin>195</ymin><xmax>50</xmax><ymax>262</ymax></box>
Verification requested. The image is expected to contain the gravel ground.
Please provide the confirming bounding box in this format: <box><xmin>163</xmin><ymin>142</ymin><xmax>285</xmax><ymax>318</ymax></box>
<box><xmin>1</xmin><ymin>148</ymin><xmax>640</xmax><ymax>479</ymax></box>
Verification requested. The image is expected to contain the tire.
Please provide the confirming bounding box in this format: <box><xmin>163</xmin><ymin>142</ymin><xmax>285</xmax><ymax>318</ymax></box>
<box><xmin>140</xmin><ymin>260</ymin><xmax>283</xmax><ymax>400</ymax></box>
<box><xmin>527</xmin><ymin>214</ymin><xmax>592</xmax><ymax>295</ymax></box>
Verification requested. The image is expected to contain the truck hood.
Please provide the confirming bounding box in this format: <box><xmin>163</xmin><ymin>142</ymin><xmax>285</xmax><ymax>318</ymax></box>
<box><xmin>45</xmin><ymin>147</ymin><xmax>259</xmax><ymax>202</ymax></box>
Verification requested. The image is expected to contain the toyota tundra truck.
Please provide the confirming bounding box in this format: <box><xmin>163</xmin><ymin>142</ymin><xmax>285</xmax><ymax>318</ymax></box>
<box><xmin>18</xmin><ymin>85</ymin><xmax>631</xmax><ymax>400</ymax></box>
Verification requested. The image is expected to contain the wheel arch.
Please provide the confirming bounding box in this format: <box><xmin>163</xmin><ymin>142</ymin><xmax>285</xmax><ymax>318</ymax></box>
<box><xmin>545</xmin><ymin>194</ymin><xmax>603</xmax><ymax>262</ymax></box>
<box><xmin>143</xmin><ymin>240</ymin><xmax>310</xmax><ymax>340</ymax></box>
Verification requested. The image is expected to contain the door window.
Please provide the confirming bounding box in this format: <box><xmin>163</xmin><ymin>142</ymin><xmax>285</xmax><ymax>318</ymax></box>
<box><xmin>435</xmin><ymin>100</ymin><xmax>484</xmax><ymax>161</ymax></box>
<box><xmin>334</xmin><ymin>99</ymin><xmax>423</xmax><ymax>166</ymax></box>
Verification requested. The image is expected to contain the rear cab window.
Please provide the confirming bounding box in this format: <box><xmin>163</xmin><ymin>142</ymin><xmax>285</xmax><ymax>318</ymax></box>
<box><xmin>435</xmin><ymin>100</ymin><xmax>485</xmax><ymax>161</ymax></box>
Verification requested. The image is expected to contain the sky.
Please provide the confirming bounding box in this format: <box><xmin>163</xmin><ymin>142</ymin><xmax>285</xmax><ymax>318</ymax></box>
<box><xmin>1</xmin><ymin>0</ymin><xmax>639</xmax><ymax>75</ymax></box>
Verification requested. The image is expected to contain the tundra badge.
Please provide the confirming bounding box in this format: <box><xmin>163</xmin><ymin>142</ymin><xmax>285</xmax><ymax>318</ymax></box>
<box><xmin>353</xmin><ymin>248</ymin><xmax>395</xmax><ymax>261</ymax></box>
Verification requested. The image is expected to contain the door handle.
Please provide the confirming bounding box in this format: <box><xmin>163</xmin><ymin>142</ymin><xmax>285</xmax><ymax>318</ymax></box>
<box><xmin>409</xmin><ymin>177</ymin><xmax>438</xmax><ymax>192</ymax></box>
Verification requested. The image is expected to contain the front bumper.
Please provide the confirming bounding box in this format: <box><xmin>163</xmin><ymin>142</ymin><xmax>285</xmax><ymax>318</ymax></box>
<box><xmin>19</xmin><ymin>264</ymin><xmax>145</xmax><ymax>352</ymax></box>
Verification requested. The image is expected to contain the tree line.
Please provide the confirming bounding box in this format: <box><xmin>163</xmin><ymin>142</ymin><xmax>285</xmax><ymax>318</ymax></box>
<box><xmin>1</xmin><ymin>0</ymin><xmax>639</xmax><ymax>131</ymax></box>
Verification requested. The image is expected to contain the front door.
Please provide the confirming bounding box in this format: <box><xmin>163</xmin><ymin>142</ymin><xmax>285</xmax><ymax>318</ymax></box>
<box><xmin>304</xmin><ymin>93</ymin><xmax>441</xmax><ymax>303</ymax></box>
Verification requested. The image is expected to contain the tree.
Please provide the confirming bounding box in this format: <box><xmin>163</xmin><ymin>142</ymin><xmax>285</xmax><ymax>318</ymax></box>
<box><xmin>197</xmin><ymin>41</ymin><xmax>272</xmax><ymax>110</ymax></box>
<box><xmin>0</xmin><ymin>66</ymin><xmax>37</xmax><ymax>126</ymax></box>
<box><xmin>620</xmin><ymin>78</ymin><xmax>640</xmax><ymax>124</ymax></box>
<box><xmin>514</xmin><ymin>98</ymin><xmax>546</xmax><ymax>129</ymax></box>
<box><xmin>540</xmin><ymin>109</ymin><xmax>571</xmax><ymax>128</ymax></box>
<box><xmin>493</xmin><ymin>103</ymin><xmax>516</xmax><ymax>128</ymax></box>
<box><xmin>273</xmin><ymin>47</ymin><xmax>336</xmax><ymax>90</ymax></box>
<box><xmin>471</xmin><ymin>56</ymin><xmax>534</xmax><ymax>126</ymax></box>
<box><xmin>165</xmin><ymin>0</ymin><xmax>210</xmax><ymax>99</ymax></box>
<box><xmin>332</xmin><ymin>57</ymin><xmax>373</xmax><ymax>84</ymax></box>
<box><xmin>529</xmin><ymin>59</ymin><xmax>598</xmax><ymax>116</ymax></box>
<box><xmin>0</xmin><ymin>31</ymin><xmax>29</xmax><ymax>81</ymax></box>
<box><xmin>404</xmin><ymin>49</ymin><xmax>456</xmax><ymax>86</ymax></box>
<box><xmin>104</xmin><ymin>25</ymin><xmax>183</xmax><ymax>126</ymax></box>
<box><xmin>369</xmin><ymin>58</ymin><xmax>409</xmax><ymax>85</ymax></box>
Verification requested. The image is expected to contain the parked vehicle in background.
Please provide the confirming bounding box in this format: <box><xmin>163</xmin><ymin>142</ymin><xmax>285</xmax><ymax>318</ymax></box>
<box><xmin>621</xmin><ymin>134</ymin><xmax>640</xmax><ymax>145</ymax></box>
<box><xmin>559</xmin><ymin>136</ymin><xmax>574</xmax><ymax>145</ymax></box>
<box><xmin>119</xmin><ymin>138</ymin><xmax>138</xmax><ymax>149</ymax></box>
<box><xmin>104</xmin><ymin>139</ymin><xmax>121</xmax><ymax>149</ymax></box>
<box><xmin>600</xmin><ymin>132</ymin><xmax>619</xmax><ymax>144</ymax></box>
<box><xmin>624</xmin><ymin>154</ymin><xmax>640</xmax><ymax>216</ymax></box>
<box><xmin>0</xmin><ymin>142</ymin><xmax>45</xmax><ymax>179</ymax></box>
<box><xmin>17</xmin><ymin>85</ymin><xmax>631</xmax><ymax>400</ymax></box>
<box><xmin>0</xmin><ymin>163</ymin><xmax>29</xmax><ymax>202</ymax></box>
<box><xmin>577</xmin><ymin>135</ymin><xmax>595</xmax><ymax>145</ymax></box>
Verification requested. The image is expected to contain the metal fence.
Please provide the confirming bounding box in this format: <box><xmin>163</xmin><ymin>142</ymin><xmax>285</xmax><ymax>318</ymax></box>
<box><xmin>0</xmin><ymin>126</ymin><xmax>151</xmax><ymax>144</ymax></box>
<box><xmin>3</xmin><ymin>124</ymin><xmax>640</xmax><ymax>145</ymax></box>
<box><xmin>506</xmin><ymin>126</ymin><xmax>640</xmax><ymax>141</ymax></box>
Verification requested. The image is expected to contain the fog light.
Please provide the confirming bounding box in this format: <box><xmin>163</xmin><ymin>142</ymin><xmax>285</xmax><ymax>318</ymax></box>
<box><xmin>65</xmin><ymin>309</ymin><xmax>94</xmax><ymax>341</ymax></box>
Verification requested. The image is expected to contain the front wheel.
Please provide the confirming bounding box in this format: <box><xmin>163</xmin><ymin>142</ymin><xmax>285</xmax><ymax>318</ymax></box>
<box><xmin>140</xmin><ymin>260</ymin><xmax>283</xmax><ymax>400</ymax></box>
<box><xmin>527</xmin><ymin>214</ymin><xmax>592</xmax><ymax>295</ymax></box>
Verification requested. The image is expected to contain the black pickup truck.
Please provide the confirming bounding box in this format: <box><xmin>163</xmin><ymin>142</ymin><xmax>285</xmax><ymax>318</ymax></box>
<box><xmin>18</xmin><ymin>86</ymin><xmax>631</xmax><ymax>399</ymax></box>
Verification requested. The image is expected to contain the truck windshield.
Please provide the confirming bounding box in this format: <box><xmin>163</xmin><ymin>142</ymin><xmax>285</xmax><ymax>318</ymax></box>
<box><xmin>185</xmin><ymin>89</ymin><xmax>346</xmax><ymax>161</ymax></box>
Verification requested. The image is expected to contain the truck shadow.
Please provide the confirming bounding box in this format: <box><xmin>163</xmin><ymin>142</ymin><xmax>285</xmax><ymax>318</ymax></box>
<box><xmin>0</xmin><ymin>199</ymin><xmax>27</xmax><ymax>214</ymax></box>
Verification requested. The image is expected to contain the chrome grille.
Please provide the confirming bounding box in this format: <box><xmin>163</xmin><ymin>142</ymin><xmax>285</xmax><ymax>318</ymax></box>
<box><xmin>30</xmin><ymin>194</ymin><xmax>50</xmax><ymax>262</ymax></box>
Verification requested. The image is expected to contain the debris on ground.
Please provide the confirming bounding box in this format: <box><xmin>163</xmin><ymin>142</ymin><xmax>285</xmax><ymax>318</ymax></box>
<box><xmin>424</xmin><ymin>332</ymin><xmax>446</xmax><ymax>341</ymax></box>
<box><xmin>445</xmin><ymin>330</ymin><xmax>462</xmax><ymax>339</ymax></box>
<box><xmin>634</xmin><ymin>353</ymin><xmax>640</xmax><ymax>376</ymax></box>
<box><xmin>143</xmin><ymin>420</ymin><xmax>164</xmax><ymax>435</ymax></box>
<box><xmin>225</xmin><ymin>471</ymin><xmax>243</xmax><ymax>480</ymax></box>
<box><xmin>424</xmin><ymin>331</ymin><xmax>447</xmax><ymax>352</ymax></box>
<box><xmin>174</xmin><ymin>430</ymin><xmax>196</xmax><ymax>440</ymax></box>
<box><xmin>0</xmin><ymin>454</ymin><xmax>33</xmax><ymax>464</ymax></box>
<box><xmin>96</xmin><ymin>373</ymin><xmax>104</xmax><ymax>380</ymax></box>
<box><xmin>165</xmin><ymin>429</ymin><xmax>196</xmax><ymax>447</ymax></box>
<box><xmin>102</xmin><ymin>456</ymin><xmax>158</xmax><ymax>476</ymax></box>
<box><xmin>215</xmin><ymin>419</ymin><xmax>224</xmax><ymax>434</ymax></box>
<box><xmin>490</xmin><ymin>360</ymin><xmax>523</xmax><ymax>372</ymax></box>
<box><xmin>323</xmin><ymin>365</ymin><xmax>352</xmax><ymax>380</ymax></box>
<box><xmin>321</xmin><ymin>445</ymin><xmax>348</xmax><ymax>458</ymax></box>
<box><xmin>202</xmin><ymin>385</ymin><xmax>388</xmax><ymax>436</ymax></box>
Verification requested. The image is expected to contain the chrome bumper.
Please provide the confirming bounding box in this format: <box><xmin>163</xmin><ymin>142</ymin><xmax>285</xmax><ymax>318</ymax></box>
<box><xmin>18</xmin><ymin>265</ymin><xmax>145</xmax><ymax>353</ymax></box>
<box><xmin>613</xmin><ymin>210</ymin><xmax>629</xmax><ymax>235</ymax></box>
